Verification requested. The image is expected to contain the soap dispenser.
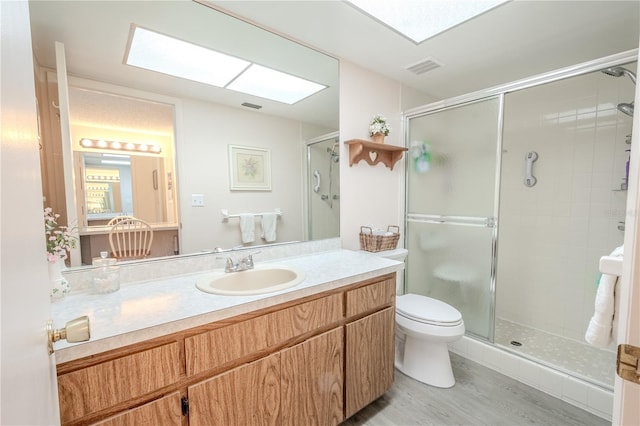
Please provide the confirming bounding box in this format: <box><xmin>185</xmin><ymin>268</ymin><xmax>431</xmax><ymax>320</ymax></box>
<box><xmin>92</xmin><ymin>251</ymin><xmax>120</xmax><ymax>294</ymax></box>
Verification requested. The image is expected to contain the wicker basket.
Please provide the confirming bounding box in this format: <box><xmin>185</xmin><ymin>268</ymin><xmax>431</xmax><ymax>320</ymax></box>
<box><xmin>359</xmin><ymin>225</ymin><xmax>400</xmax><ymax>252</ymax></box>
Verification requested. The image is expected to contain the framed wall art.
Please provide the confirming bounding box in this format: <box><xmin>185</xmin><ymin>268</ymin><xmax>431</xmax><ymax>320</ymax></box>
<box><xmin>228</xmin><ymin>145</ymin><xmax>272</xmax><ymax>191</ymax></box>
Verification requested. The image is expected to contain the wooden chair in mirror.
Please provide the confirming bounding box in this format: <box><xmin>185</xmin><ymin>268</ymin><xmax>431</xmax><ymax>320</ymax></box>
<box><xmin>108</xmin><ymin>217</ymin><xmax>154</xmax><ymax>260</ymax></box>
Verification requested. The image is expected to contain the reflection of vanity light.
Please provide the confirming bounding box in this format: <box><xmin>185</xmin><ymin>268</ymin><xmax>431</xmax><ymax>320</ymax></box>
<box><xmin>79</xmin><ymin>138</ymin><xmax>162</xmax><ymax>154</ymax></box>
<box><xmin>86</xmin><ymin>175</ymin><xmax>120</xmax><ymax>182</ymax></box>
<box><xmin>101</xmin><ymin>160</ymin><xmax>131</xmax><ymax>166</ymax></box>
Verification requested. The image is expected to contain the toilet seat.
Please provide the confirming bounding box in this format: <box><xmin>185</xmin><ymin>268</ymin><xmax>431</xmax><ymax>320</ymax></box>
<box><xmin>396</xmin><ymin>294</ymin><xmax>462</xmax><ymax>327</ymax></box>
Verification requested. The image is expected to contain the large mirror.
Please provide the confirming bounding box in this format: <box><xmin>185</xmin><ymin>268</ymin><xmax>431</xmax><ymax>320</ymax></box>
<box><xmin>29</xmin><ymin>0</ymin><xmax>339</xmax><ymax>266</ymax></box>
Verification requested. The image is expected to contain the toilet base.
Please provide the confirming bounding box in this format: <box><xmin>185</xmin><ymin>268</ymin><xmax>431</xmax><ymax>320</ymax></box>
<box><xmin>397</xmin><ymin>335</ymin><xmax>455</xmax><ymax>388</ymax></box>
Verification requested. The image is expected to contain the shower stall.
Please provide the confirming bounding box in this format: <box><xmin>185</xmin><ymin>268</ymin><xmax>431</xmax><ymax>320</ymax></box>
<box><xmin>404</xmin><ymin>55</ymin><xmax>636</xmax><ymax>391</ymax></box>
<box><xmin>306</xmin><ymin>132</ymin><xmax>340</xmax><ymax>240</ymax></box>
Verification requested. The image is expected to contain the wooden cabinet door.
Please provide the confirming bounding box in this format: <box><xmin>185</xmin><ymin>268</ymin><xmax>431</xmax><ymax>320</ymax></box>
<box><xmin>281</xmin><ymin>327</ymin><xmax>344</xmax><ymax>426</ymax></box>
<box><xmin>92</xmin><ymin>391</ymin><xmax>182</xmax><ymax>426</ymax></box>
<box><xmin>344</xmin><ymin>307</ymin><xmax>395</xmax><ymax>419</ymax></box>
<box><xmin>188</xmin><ymin>352</ymin><xmax>281</xmax><ymax>426</ymax></box>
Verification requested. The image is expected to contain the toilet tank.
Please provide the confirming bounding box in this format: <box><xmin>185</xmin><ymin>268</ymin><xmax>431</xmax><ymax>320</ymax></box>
<box><xmin>363</xmin><ymin>248</ymin><xmax>408</xmax><ymax>294</ymax></box>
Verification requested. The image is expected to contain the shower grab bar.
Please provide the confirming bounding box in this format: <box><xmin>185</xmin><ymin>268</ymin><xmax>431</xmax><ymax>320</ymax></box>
<box><xmin>407</xmin><ymin>214</ymin><xmax>496</xmax><ymax>228</ymax></box>
<box><xmin>524</xmin><ymin>151</ymin><xmax>538</xmax><ymax>187</ymax></box>
<box><xmin>313</xmin><ymin>170</ymin><xmax>321</xmax><ymax>193</ymax></box>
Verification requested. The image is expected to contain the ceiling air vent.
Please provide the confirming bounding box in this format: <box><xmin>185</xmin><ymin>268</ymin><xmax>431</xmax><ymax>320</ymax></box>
<box><xmin>405</xmin><ymin>58</ymin><xmax>442</xmax><ymax>75</ymax></box>
<box><xmin>241</xmin><ymin>102</ymin><xmax>262</xmax><ymax>109</ymax></box>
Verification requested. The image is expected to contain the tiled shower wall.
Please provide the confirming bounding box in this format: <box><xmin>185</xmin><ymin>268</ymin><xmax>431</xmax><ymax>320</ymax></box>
<box><xmin>496</xmin><ymin>62</ymin><xmax>636</xmax><ymax>344</ymax></box>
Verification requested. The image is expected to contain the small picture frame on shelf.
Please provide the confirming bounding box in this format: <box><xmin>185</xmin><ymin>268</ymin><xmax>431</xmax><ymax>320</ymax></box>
<box><xmin>228</xmin><ymin>145</ymin><xmax>272</xmax><ymax>191</ymax></box>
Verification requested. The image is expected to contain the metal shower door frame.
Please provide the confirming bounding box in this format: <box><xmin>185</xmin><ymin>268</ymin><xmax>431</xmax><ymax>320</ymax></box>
<box><xmin>403</xmin><ymin>94</ymin><xmax>504</xmax><ymax>343</ymax></box>
<box><xmin>401</xmin><ymin>48</ymin><xmax>638</xmax><ymax>344</ymax></box>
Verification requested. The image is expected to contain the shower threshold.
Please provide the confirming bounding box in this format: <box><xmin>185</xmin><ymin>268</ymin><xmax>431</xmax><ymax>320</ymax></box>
<box><xmin>494</xmin><ymin>318</ymin><xmax>615</xmax><ymax>389</ymax></box>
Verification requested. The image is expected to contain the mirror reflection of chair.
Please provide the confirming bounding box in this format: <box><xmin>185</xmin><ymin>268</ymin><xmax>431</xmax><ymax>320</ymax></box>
<box><xmin>107</xmin><ymin>215</ymin><xmax>136</xmax><ymax>227</ymax></box>
<box><xmin>108</xmin><ymin>217</ymin><xmax>154</xmax><ymax>260</ymax></box>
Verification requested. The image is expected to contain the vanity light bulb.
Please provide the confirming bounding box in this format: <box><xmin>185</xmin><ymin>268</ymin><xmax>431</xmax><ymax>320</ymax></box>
<box><xmin>80</xmin><ymin>137</ymin><xmax>161</xmax><ymax>154</ymax></box>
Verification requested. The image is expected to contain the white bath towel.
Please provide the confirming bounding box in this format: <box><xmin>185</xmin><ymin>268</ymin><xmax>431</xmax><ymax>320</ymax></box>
<box><xmin>239</xmin><ymin>214</ymin><xmax>255</xmax><ymax>243</ymax></box>
<box><xmin>585</xmin><ymin>244</ymin><xmax>624</xmax><ymax>348</ymax></box>
<box><xmin>261</xmin><ymin>213</ymin><xmax>278</xmax><ymax>243</ymax></box>
<box><xmin>585</xmin><ymin>273</ymin><xmax>618</xmax><ymax>348</ymax></box>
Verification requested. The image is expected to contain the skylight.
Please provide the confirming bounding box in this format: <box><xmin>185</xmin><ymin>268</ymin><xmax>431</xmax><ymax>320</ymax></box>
<box><xmin>347</xmin><ymin>0</ymin><xmax>510</xmax><ymax>44</ymax></box>
<box><xmin>126</xmin><ymin>26</ymin><xmax>326</xmax><ymax>105</ymax></box>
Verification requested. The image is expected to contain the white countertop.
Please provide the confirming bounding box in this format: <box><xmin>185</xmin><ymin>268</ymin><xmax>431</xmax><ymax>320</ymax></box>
<box><xmin>52</xmin><ymin>249</ymin><xmax>402</xmax><ymax>363</ymax></box>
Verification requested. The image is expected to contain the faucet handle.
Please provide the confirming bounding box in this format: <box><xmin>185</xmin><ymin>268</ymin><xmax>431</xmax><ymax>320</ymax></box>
<box><xmin>216</xmin><ymin>256</ymin><xmax>236</xmax><ymax>272</ymax></box>
<box><xmin>246</xmin><ymin>250</ymin><xmax>261</xmax><ymax>266</ymax></box>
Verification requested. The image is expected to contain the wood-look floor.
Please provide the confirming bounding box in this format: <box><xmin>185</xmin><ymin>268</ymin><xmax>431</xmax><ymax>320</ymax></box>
<box><xmin>342</xmin><ymin>353</ymin><xmax>608</xmax><ymax>426</ymax></box>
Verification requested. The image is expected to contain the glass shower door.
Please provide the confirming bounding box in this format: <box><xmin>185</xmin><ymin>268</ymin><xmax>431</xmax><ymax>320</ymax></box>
<box><xmin>406</xmin><ymin>96</ymin><xmax>501</xmax><ymax>340</ymax></box>
<box><xmin>306</xmin><ymin>134</ymin><xmax>340</xmax><ymax>240</ymax></box>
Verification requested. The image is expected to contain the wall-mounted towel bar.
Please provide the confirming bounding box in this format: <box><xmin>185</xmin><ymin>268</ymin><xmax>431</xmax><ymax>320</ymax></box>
<box><xmin>221</xmin><ymin>208</ymin><xmax>282</xmax><ymax>223</ymax></box>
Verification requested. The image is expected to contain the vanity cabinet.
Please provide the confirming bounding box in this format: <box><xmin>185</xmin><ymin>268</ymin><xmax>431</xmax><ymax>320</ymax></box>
<box><xmin>55</xmin><ymin>274</ymin><xmax>395</xmax><ymax>425</ymax></box>
<box><xmin>188</xmin><ymin>327</ymin><xmax>344</xmax><ymax>426</ymax></box>
<box><xmin>344</xmin><ymin>278</ymin><xmax>396</xmax><ymax>419</ymax></box>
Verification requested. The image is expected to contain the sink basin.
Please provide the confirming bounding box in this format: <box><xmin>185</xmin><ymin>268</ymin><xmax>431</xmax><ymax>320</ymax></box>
<box><xmin>196</xmin><ymin>265</ymin><xmax>306</xmax><ymax>296</ymax></box>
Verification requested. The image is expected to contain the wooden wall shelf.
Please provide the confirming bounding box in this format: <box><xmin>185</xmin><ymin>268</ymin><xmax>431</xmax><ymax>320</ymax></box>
<box><xmin>345</xmin><ymin>139</ymin><xmax>408</xmax><ymax>170</ymax></box>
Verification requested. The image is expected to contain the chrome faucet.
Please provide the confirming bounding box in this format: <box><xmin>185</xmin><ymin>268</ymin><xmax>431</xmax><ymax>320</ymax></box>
<box><xmin>222</xmin><ymin>252</ymin><xmax>260</xmax><ymax>273</ymax></box>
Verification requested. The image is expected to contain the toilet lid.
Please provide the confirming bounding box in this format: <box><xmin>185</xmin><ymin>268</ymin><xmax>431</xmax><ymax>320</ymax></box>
<box><xmin>396</xmin><ymin>294</ymin><xmax>462</xmax><ymax>326</ymax></box>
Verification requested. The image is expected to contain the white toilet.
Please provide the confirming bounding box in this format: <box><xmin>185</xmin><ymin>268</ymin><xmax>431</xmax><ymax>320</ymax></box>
<box><xmin>395</xmin><ymin>293</ymin><xmax>465</xmax><ymax>388</ymax></box>
<box><xmin>371</xmin><ymin>248</ymin><xmax>465</xmax><ymax>389</ymax></box>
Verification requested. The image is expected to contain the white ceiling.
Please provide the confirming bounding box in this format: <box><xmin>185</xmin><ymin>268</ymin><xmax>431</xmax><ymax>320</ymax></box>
<box><xmin>29</xmin><ymin>0</ymin><xmax>640</xmax><ymax>130</ymax></box>
<box><xmin>214</xmin><ymin>0</ymin><xmax>640</xmax><ymax>100</ymax></box>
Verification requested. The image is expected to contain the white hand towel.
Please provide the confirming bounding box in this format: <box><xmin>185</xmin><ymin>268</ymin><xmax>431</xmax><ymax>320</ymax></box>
<box><xmin>239</xmin><ymin>214</ymin><xmax>255</xmax><ymax>243</ymax></box>
<box><xmin>585</xmin><ymin>273</ymin><xmax>618</xmax><ymax>348</ymax></box>
<box><xmin>261</xmin><ymin>213</ymin><xmax>278</xmax><ymax>243</ymax></box>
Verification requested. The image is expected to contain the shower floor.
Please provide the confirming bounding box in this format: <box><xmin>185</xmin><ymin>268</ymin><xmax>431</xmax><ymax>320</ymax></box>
<box><xmin>494</xmin><ymin>318</ymin><xmax>616</xmax><ymax>389</ymax></box>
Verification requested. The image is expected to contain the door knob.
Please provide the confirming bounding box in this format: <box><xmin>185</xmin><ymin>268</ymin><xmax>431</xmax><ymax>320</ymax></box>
<box><xmin>47</xmin><ymin>315</ymin><xmax>90</xmax><ymax>354</ymax></box>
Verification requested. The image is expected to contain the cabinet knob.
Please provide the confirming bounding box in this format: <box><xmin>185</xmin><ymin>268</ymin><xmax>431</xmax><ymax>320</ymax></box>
<box><xmin>47</xmin><ymin>315</ymin><xmax>90</xmax><ymax>354</ymax></box>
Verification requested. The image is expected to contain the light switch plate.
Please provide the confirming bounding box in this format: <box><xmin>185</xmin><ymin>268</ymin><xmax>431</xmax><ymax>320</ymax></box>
<box><xmin>191</xmin><ymin>194</ymin><xmax>205</xmax><ymax>207</ymax></box>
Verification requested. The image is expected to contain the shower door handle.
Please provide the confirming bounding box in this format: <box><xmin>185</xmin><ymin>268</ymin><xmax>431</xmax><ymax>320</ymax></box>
<box><xmin>313</xmin><ymin>170</ymin><xmax>320</xmax><ymax>193</ymax></box>
<box><xmin>524</xmin><ymin>151</ymin><xmax>538</xmax><ymax>187</ymax></box>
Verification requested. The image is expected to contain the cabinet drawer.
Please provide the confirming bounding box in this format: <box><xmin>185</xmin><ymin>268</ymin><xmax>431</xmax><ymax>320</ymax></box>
<box><xmin>268</xmin><ymin>292</ymin><xmax>343</xmax><ymax>346</ymax></box>
<box><xmin>185</xmin><ymin>293</ymin><xmax>343</xmax><ymax>376</ymax></box>
<box><xmin>92</xmin><ymin>391</ymin><xmax>182</xmax><ymax>426</ymax></box>
<box><xmin>345</xmin><ymin>277</ymin><xmax>395</xmax><ymax>318</ymax></box>
<box><xmin>186</xmin><ymin>313</ymin><xmax>271</xmax><ymax>376</ymax></box>
<box><xmin>58</xmin><ymin>342</ymin><xmax>181</xmax><ymax>424</ymax></box>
